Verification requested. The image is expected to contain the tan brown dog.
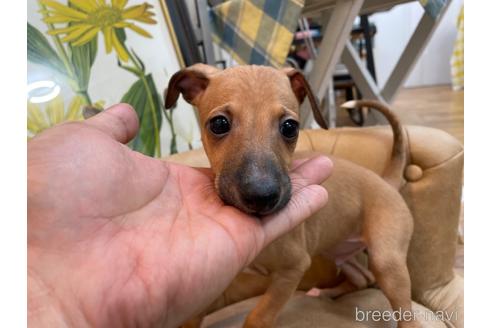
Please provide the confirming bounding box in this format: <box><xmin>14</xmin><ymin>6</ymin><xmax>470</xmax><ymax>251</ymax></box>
<box><xmin>165</xmin><ymin>64</ymin><xmax>417</xmax><ymax>328</ymax></box>
<box><xmin>181</xmin><ymin>255</ymin><xmax>341</xmax><ymax>328</ymax></box>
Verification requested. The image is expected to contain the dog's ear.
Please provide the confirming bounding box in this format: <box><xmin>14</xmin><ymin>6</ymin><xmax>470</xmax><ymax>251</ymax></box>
<box><xmin>164</xmin><ymin>64</ymin><xmax>220</xmax><ymax>109</ymax></box>
<box><xmin>282</xmin><ymin>68</ymin><xmax>328</xmax><ymax>129</ymax></box>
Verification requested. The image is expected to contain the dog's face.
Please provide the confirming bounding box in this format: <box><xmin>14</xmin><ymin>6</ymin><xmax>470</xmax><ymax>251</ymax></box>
<box><xmin>165</xmin><ymin>64</ymin><xmax>326</xmax><ymax>216</ymax></box>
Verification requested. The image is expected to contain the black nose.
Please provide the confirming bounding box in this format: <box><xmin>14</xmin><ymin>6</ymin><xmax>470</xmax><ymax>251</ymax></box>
<box><xmin>240</xmin><ymin>180</ymin><xmax>281</xmax><ymax>214</ymax></box>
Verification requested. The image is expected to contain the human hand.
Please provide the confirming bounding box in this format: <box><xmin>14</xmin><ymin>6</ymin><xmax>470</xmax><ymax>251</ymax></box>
<box><xmin>28</xmin><ymin>103</ymin><xmax>332</xmax><ymax>327</ymax></box>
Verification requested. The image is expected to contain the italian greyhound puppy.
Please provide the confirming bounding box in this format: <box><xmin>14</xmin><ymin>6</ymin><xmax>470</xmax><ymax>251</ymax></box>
<box><xmin>165</xmin><ymin>64</ymin><xmax>417</xmax><ymax>328</ymax></box>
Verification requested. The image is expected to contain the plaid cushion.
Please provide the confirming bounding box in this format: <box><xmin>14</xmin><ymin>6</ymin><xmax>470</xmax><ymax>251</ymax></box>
<box><xmin>210</xmin><ymin>0</ymin><xmax>305</xmax><ymax>68</ymax></box>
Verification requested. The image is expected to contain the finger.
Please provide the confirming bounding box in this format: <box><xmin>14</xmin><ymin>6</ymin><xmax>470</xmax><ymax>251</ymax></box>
<box><xmin>190</xmin><ymin>167</ymin><xmax>215</xmax><ymax>179</ymax></box>
<box><xmin>290</xmin><ymin>155</ymin><xmax>333</xmax><ymax>187</ymax></box>
<box><xmin>84</xmin><ymin>103</ymin><xmax>139</xmax><ymax>144</ymax></box>
<box><xmin>262</xmin><ymin>185</ymin><xmax>328</xmax><ymax>245</ymax></box>
<box><xmin>261</xmin><ymin>155</ymin><xmax>332</xmax><ymax>245</ymax></box>
<box><xmin>290</xmin><ymin>157</ymin><xmax>311</xmax><ymax>170</ymax></box>
<box><xmin>290</xmin><ymin>152</ymin><xmax>325</xmax><ymax>170</ymax></box>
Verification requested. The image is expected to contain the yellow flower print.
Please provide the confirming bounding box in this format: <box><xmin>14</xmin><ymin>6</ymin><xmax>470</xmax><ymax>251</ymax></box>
<box><xmin>40</xmin><ymin>0</ymin><xmax>157</xmax><ymax>62</ymax></box>
<box><xmin>27</xmin><ymin>95</ymin><xmax>85</xmax><ymax>137</ymax></box>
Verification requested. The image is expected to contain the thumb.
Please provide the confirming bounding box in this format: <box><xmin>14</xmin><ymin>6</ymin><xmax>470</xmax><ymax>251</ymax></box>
<box><xmin>84</xmin><ymin>103</ymin><xmax>139</xmax><ymax>144</ymax></box>
<box><xmin>261</xmin><ymin>155</ymin><xmax>333</xmax><ymax>245</ymax></box>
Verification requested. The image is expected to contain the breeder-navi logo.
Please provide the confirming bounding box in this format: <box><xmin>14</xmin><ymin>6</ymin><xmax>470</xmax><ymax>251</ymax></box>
<box><xmin>355</xmin><ymin>307</ymin><xmax>458</xmax><ymax>323</ymax></box>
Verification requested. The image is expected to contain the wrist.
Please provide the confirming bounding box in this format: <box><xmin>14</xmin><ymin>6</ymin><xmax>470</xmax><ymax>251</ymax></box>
<box><xmin>28</xmin><ymin>252</ymin><xmax>92</xmax><ymax>328</ymax></box>
<box><xmin>28</xmin><ymin>269</ymin><xmax>70</xmax><ymax>327</ymax></box>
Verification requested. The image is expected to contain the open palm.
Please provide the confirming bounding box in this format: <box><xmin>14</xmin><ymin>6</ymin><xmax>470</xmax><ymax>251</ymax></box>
<box><xmin>28</xmin><ymin>104</ymin><xmax>332</xmax><ymax>327</ymax></box>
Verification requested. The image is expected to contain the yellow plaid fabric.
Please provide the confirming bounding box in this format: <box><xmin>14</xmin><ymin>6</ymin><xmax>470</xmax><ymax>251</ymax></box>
<box><xmin>210</xmin><ymin>0</ymin><xmax>305</xmax><ymax>68</ymax></box>
<box><xmin>451</xmin><ymin>6</ymin><xmax>464</xmax><ymax>90</ymax></box>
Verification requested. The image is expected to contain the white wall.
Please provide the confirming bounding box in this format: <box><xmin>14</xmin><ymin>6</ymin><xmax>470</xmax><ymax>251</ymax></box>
<box><xmin>370</xmin><ymin>0</ymin><xmax>463</xmax><ymax>88</ymax></box>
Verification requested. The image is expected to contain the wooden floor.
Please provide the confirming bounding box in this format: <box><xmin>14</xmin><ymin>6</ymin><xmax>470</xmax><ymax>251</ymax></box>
<box><xmin>337</xmin><ymin>85</ymin><xmax>464</xmax><ymax>276</ymax></box>
<box><xmin>336</xmin><ymin>85</ymin><xmax>464</xmax><ymax>144</ymax></box>
<box><xmin>391</xmin><ymin>86</ymin><xmax>464</xmax><ymax>144</ymax></box>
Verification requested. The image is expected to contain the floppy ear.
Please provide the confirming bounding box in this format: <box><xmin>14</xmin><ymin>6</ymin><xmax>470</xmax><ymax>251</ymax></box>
<box><xmin>164</xmin><ymin>64</ymin><xmax>219</xmax><ymax>109</ymax></box>
<box><xmin>283</xmin><ymin>68</ymin><xmax>328</xmax><ymax>129</ymax></box>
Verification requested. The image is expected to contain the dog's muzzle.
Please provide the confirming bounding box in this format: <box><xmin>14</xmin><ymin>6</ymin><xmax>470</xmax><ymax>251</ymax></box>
<box><xmin>218</xmin><ymin>156</ymin><xmax>291</xmax><ymax>216</ymax></box>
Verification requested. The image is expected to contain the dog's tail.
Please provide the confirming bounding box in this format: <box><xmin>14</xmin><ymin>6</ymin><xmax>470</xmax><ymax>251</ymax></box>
<box><xmin>341</xmin><ymin>100</ymin><xmax>409</xmax><ymax>190</ymax></box>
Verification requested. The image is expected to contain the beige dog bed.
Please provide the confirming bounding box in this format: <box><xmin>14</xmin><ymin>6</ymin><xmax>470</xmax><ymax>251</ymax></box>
<box><xmin>203</xmin><ymin>289</ymin><xmax>449</xmax><ymax>328</ymax></box>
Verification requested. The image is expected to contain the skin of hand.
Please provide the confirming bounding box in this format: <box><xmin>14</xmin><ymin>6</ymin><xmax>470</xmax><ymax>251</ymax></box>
<box><xmin>27</xmin><ymin>103</ymin><xmax>333</xmax><ymax>327</ymax></box>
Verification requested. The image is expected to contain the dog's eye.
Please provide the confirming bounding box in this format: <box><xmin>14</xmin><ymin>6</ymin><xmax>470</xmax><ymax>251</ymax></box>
<box><xmin>209</xmin><ymin>115</ymin><xmax>231</xmax><ymax>136</ymax></box>
<box><xmin>280</xmin><ymin>119</ymin><xmax>299</xmax><ymax>140</ymax></box>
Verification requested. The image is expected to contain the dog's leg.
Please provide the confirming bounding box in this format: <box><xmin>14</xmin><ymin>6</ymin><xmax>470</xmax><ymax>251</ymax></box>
<box><xmin>368</xmin><ymin>252</ymin><xmax>418</xmax><ymax>328</ymax></box>
<box><xmin>365</xmin><ymin>212</ymin><xmax>418</xmax><ymax>327</ymax></box>
<box><xmin>317</xmin><ymin>257</ymin><xmax>375</xmax><ymax>298</ymax></box>
<box><xmin>181</xmin><ymin>272</ymin><xmax>272</xmax><ymax>328</ymax></box>
<box><xmin>243</xmin><ymin>256</ymin><xmax>311</xmax><ymax>328</ymax></box>
<box><xmin>345</xmin><ymin>256</ymin><xmax>376</xmax><ymax>284</ymax></box>
<box><xmin>313</xmin><ymin>279</ymin><xmax>357</xmax><ymax>298</ymax></box>
<box><xmin>180</xmin><ymin>316</ymin><xmax>204</xmax><ymax>328</ymax></box>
